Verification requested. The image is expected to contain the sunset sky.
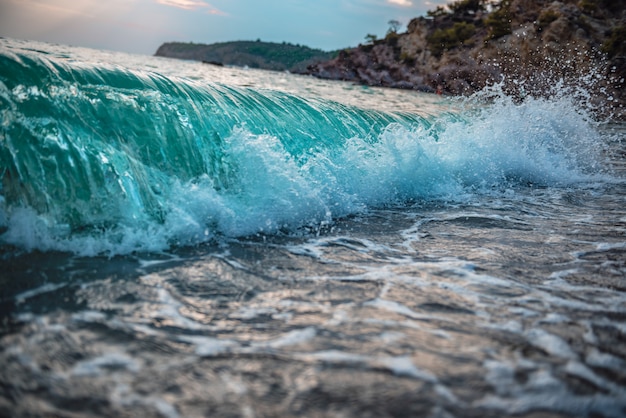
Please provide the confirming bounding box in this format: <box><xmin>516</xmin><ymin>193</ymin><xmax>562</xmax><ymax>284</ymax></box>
<box><xmin>0</xmin><ymin>0</ymin><xmax>450</xmax><ymax>55</ymax></box>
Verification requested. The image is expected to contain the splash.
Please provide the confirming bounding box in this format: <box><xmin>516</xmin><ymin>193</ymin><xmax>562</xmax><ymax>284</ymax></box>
<box><xmin>0</xmin><ymin>47</ymin><xmax>609</xmax><ymax>255</ymax></box>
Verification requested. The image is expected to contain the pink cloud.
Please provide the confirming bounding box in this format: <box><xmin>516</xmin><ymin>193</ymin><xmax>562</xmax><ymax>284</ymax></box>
<box><xmin>387</xmin><ymin>0</ymin><xmax>413</xmax><ymax>6</ymax></box>
<box><xmin>154</xmin><ymin>0</ymin><xmax>226</xmax><ymax>14</ymax></box>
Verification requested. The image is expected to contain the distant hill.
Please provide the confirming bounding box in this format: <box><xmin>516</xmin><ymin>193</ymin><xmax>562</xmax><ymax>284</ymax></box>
<box><xmin>155</xmin><ymin>40</ymin><xmax>337</xmax><ymax>73</ymax></box>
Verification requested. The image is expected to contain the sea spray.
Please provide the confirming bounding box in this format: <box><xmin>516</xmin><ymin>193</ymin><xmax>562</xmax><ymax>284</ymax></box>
<box><xmin>446</xmin><ymin>80</ymin><xmax>609</xmax><ymax>186</ymax></box>
<box><xmin>0</xmin><ymin>46</ymin><xmax>609</xmax><ymax>256</ymax></box>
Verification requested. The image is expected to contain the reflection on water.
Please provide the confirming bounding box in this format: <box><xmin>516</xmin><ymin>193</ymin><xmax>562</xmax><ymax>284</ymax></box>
<box><xmin>2</xmin><ymin>180</ymin><xmax>626</xmax><ymax>417</ymax></box>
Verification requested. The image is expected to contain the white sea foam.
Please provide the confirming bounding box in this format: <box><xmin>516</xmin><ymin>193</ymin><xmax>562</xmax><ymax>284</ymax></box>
<box><xmin>0</xmin><ymin>40</ymin><xmax>614</xmax><ymax>257</ymax></box>
<box><xmin>72</xmin><ymin>353</ymin><xmax>140</xmax><ymax>376</ymax></box>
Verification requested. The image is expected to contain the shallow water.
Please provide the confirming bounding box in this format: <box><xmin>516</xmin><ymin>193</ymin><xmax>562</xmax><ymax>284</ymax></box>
<box><xmin>1</xmin><ymin>39</ymin><xmax>626</xmax><ymax>417</ymax></box>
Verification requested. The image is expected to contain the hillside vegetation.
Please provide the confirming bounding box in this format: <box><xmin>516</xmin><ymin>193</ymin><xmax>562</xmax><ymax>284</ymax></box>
<box><xmin>155</xmin><ymin>40</ymin><xmax>337</xmax><ymax>73</ymax></box>
<box><xmin>306</xmin><ymin>0</ymin><xmax>625</xmax><ymax>118</ymax></box>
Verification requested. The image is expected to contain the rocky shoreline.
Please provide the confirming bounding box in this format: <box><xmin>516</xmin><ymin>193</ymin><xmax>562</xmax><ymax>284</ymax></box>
<box><xmin>305</xmin><ymin>0</ymin><xmax>625</xmax><ymax>119</ymax></box>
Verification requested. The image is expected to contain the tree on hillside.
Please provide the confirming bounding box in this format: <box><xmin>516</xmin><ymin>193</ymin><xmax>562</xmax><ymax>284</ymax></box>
<box><xmin>427</xmin><ymin>6</ymin><xmax>448</xmax><ymax>18</ymax></box>
<box><xmin>484</xmin><ymin>0</ymin><xmax>512</xmax><ymax>39</ymax></box>
<box><xmin>448</xmin><ymin>0</ymin><xmax>488</xmax><ymax>14</ymax></box>
<box><xmin>364</xmin><ymin>33</ymin><xmax>378</xmax><ymax>44</ymax></box>
<box><xmin>387</xmin><ymin>19</ymin><xmax>402</xmax><ymax>34</ymax></box>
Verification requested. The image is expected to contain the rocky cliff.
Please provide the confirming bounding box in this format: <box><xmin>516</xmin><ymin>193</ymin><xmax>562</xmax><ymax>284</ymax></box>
<box><xmin>306</xmin><ymin>0</ymin><xmax>625</xmax><ymax>118</ymax></box>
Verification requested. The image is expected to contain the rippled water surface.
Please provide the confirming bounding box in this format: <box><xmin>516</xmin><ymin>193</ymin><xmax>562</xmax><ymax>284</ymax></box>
<box><xmin>1</xmin><ymin>39</ymin><xmax>625</xmax><ymax>418</ymax></box>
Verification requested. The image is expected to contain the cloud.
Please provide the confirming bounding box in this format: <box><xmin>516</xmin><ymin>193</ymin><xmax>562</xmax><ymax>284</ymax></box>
<box><xmin>387</xmin><ymin>0</ymin><xmax>413</xmax><ymax>6</ymax></box>
<box><xmin>5</xmin><ymin>0</ymin><xmax>100</xmax><ymax>18</ymax></box>
<box><xmin>154</xmin><ymin>0</ymin><xmax>226</xmax><ymax>14</ymax></box>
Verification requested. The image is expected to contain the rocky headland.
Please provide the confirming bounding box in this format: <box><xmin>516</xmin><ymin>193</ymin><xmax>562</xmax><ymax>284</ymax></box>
<box><xmin>155</xmin><ymin>40</ymin><xmax>336</xmax><ymax>73</ymax></box>
<box><xmin>306</xmin><ymin>0</ymin><xmax>625</xmax><ymax>118</ymax></box>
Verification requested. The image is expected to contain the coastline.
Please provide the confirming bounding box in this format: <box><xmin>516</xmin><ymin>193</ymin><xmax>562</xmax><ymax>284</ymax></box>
<box><xmin>154</xmin><ymin>0</ymin><xmax>625</xmax><ymax>120</ymax></box>
<box><xmin>303</xmin><ymin>0</ymin><xmax>625</xmax><ymax>120</ymax></box>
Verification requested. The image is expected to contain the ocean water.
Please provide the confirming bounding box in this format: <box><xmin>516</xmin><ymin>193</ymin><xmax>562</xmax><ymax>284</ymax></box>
<box><xmin>1</xmin><ymin>37</ymin><xmax>625</xmax><ymax>417</ymax></box>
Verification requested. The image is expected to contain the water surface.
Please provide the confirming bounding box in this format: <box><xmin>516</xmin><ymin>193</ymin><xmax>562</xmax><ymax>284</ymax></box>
<box><xmin>1</xmin><ymin>38</ymin><xmax>625</xmax><ymax>418</ymax></box>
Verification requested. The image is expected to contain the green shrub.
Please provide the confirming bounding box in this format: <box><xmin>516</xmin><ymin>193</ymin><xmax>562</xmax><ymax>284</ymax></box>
<box><xmin>364</xmin><ymin>34</ymin><xmax>378</xmax><ymax>45</ymax></box>
<box><xmin>578</xmin><ymin>0</ymin><xmax>597</xmax><ymax>14</ymax></box>
<box><xmin>427</xmin><ymin>6</ymin><xmax>448</xmax><ymax>18</ymax></box>
<box><xmin>448</xmin><ymin>0</ymin><xmax>487</xmax><ymax>14</ymax></box>
<box><xmin>536</xmin><ymin>10</ymin><xmax>559</xmax><ymax>31</ymax></box>
<box><xmin>427</xmin><ymin>22</ymin><xmax>476</xmax><ymax>56</ymax></box>
<box><xmin>384</xmin><ymin>31</ymin><xmax>399</xmax><ymax>48</ymax></box>
<box><xmin>602</xmin><ymin>25</ymin><xmax>626</xmax><ymax>58</ymax></box>
<box><xmin>400</xmin><ymin>52</ymin><xmax>416</xmax><ymax>65</ymax></box>
<box><xmin>484</xmin><ymin>0</ymin><xmax>512</xmax><ymax>40</ymax></box>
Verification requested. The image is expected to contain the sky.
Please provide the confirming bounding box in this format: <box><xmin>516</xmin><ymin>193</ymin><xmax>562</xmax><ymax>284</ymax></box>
<box><xmin>0</xmin><ymin>0</ymin><xmax>450</xmax><ymax>55</ymax></box>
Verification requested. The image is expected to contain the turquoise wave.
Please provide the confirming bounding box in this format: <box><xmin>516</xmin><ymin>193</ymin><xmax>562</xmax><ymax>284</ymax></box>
<box><xmin>0</xmin><ymin>48</ymin><xmax>605</xmax><ymax>255</ymax></box>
